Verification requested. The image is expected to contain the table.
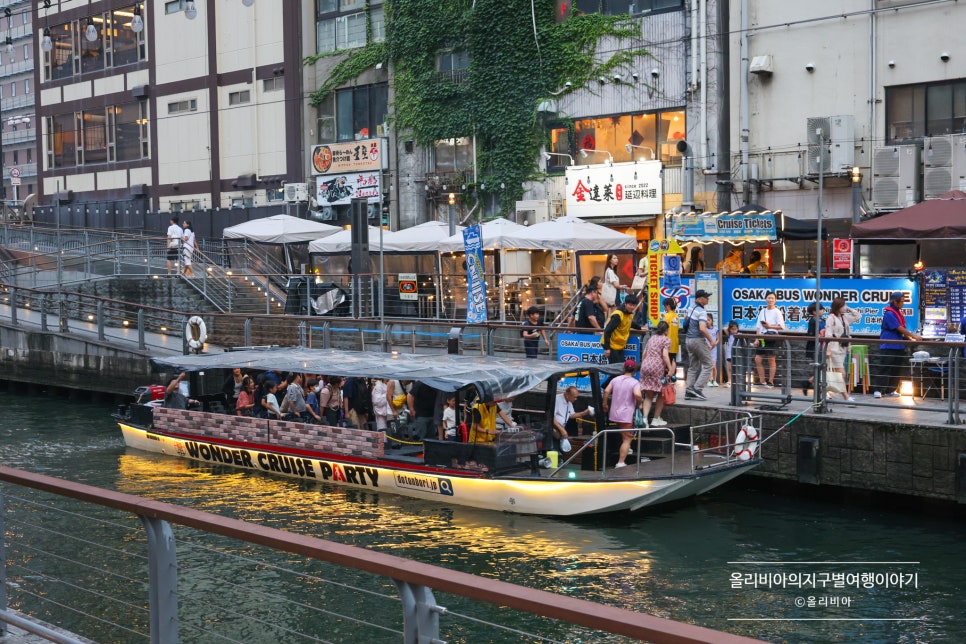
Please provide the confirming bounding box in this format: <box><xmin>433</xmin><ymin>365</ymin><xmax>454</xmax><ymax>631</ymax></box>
<box><xmin>909</xmin><ymin>356</ymin><xmax>948</xmax><ymax>401</ymax></box>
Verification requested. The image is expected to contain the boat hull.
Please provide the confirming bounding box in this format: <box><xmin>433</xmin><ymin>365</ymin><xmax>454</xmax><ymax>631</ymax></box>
<box><xmin>118</xmin><ymin>422</ymin><xmax>759</xmax><ymax>516</ymax></box>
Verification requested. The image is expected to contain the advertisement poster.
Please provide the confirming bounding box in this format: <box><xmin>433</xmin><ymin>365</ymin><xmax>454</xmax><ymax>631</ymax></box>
<box><xmin>565</xmin><ymin>162</ymin><xmax>662</xmax><ymax>218</ymax></box>
<box><xmin>946</xmin><ymin>269</ymin><xmax>966</xmax><ymax>330</ymax></box>
<box><xmin>315</xmin><ymin>172</ymin><xmax>380</xmax><ymax>207</ymax></box>
<box><xmin>556</xmin><ymin>332</ymin><xmax>641</xmax><ymax>391</ymax></box>
<box><xmin>311</xmin><ymin>138</ymin><xmax>386</xmax><ymax>175</ymax></box>
<box><xmin>463</xmin><ymin>225</ymin><xmax>487</xmax><ymax>324</ymax></box>
<box><xmin>831</xmin><ymin>238</ymin><xmax>853</xmax><ymax>270</ymax></box>
<box><xmin>720</xmin><ymin>277</ymin><xmax>919</xmax><ymax>336</ymax></box>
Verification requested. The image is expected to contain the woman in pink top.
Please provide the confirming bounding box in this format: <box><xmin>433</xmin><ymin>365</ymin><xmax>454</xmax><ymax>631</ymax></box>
<box><xmin>602</xmin><ymin>359</ymin><xmax>643</xmax><ymax>468</ymax></box>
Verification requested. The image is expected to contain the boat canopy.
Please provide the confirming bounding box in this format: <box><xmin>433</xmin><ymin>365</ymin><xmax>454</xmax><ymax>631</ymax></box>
<box><xmin>151</xmin><ymin>348</ymin><xmax>622</xmax><ymax>401</ymax></box>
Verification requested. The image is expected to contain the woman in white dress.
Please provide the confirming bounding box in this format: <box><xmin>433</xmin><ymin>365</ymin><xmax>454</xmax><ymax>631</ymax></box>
<box><xmin>825</xmin><ymin>296</ymin><xmax>861</xmax><ymax>403</ymax></box>
<box><xmin>601</xmin><ymin>254</ymin><xmax>625</xmax><ymax>316</ymax></box>
<box><xmin>181</xmin><ymin>220</ymin><xmax>196</xmax><ymax>277</ymax></box>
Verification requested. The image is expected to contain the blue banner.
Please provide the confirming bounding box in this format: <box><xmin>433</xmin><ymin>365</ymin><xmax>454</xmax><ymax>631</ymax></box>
<box><xmin>671</xmin><ymin>212</ymin><xmax>777</xmax><ymax>242</ymax></box>
<box><xmin>556</xmin><ymin>332</ymin><xmax>642</xmax><ymax>391</ymax></box>
<box><xmin>720</xmin><ymin>277</ymin><xmax>919</xmax><ymax>336</ymax></box>
<box><xmin>463</xmin><ymin>225</ymin><xmax>488</xmax><ymax>323</ymax></box>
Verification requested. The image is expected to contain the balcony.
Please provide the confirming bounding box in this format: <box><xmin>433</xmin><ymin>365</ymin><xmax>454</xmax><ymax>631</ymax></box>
<box><xmin>3</xmin><ymin>127</ymin><xmax>36</xmax><ymax>146</ymax></box>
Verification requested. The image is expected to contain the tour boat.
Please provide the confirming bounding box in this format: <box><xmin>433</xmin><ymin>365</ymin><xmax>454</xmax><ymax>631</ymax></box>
<box><xmin>114</xmin><ymin>348</ymin><xmax>763</xmax><ymax>516</ymax></box>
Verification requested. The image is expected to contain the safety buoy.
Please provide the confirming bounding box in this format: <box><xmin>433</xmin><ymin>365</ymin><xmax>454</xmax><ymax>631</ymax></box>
<box><xmin>186</xmin><ymin>316</ymin><xmax>207</xmax><ymax>353</ymax></box>
<box><xmin>732</xmin><ymin>424</ymin><xmax>760</xmax><ymax>461</ymax></box>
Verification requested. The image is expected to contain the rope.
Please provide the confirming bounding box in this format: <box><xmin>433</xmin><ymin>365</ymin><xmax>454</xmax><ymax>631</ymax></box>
<box><xmin>384</xmin><ymin>434</ymin><xmax>424</xmax><ymax>446</ymax></box>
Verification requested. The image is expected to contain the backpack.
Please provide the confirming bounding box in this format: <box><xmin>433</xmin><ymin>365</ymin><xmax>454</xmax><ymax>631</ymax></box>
<box><xmin>681</xmin><ymin>308</ymin><xmax>694</xmax><ymax>334</ymax></box>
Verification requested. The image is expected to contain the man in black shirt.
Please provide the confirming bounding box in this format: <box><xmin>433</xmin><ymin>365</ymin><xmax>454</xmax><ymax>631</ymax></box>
<box><xmin>408</xmin><ymin>381</ymin><xmax>442</xmax><ymax>440</ymax></box>
<box><xmin>574</xmin><ymin>286</ymin><xmax>603</xmax><ymax>329</ymax></box>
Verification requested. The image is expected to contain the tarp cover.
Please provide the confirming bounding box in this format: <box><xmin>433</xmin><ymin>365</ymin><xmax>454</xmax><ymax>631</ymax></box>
<box><xmin>152</xmin><ymin>348</ymin><xmax>621</xmax><ymax>401</ymax></box>
<box><xmin>307</xmin><ymin>225</ymin><xmax>392</xmax><ymax>253</ymax></box>
<box><xmin>438</xmin><ymin>217</ymin><xmax>529</xmax><ymax>252</ymax></box>
<box><xmin>223</xmin><ymin>215</ymin><xmax>341</xmax><ymax>244</ymax></box>
<box><xmin>850</xmin><ymin>190</ymin><xmax>966</xmax><ymax>239</ymax></box>
<box><xmin>512</xmin><ymin>216</ymin><xmax>637</xmax><ymax>251</ymax></box>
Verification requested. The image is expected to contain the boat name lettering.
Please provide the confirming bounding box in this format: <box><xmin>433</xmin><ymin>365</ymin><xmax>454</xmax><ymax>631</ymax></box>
<box><xmin>393</xmin><ymin>472</ymin><xmax>452</xmax><ymax>495</ymax></box>
<box><xmin>317</xmin><ymin>461</ymin><xmax>379</xmax><ymax>487</ymax></box>
<box><xmin>185</xmin><ymin>442</ymin><xmax>255</xmax><ymax>469</ymax></box>
<box><xmin>184</xmin><ymin>442</ymin><xmax>317</xmax><ymax>480</ymax></box>
<box><xmin>257</xmin><ymin>453</ymin><xmax>316</xmax><ymax>478</ymax></box>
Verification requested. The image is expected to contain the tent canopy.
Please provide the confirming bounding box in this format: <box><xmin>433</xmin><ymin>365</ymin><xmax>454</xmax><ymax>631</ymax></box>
<box><xmin>850</xmin><ymin>190</ymin><xmax>966</xmax><ymax>239</ymax></box>
<box><xmin>438</xmin><ymin>217</ymin><xmax>529</xmax><ymax>252</ymax></box>
<box><xmin>222</xmin><ymin>214</ymin><xmax>341</xmax><ymax>244</ymax></box>
<box><xmin>308</xmin><ymin>226</ymin><xmax>393</xmax><ymax>254</ymax></box>
<box><xmin>512</xmin><ymin>216</ymin><xmax>637</xmax><ymax>251</ymax></box>
<box><xmin>383</xmin><ymin>220</ymin><xmax>464</xmax><ymax>252</ymax></box>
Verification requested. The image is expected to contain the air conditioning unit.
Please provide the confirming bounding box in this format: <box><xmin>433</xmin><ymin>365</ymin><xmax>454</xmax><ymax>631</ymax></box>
<box><xmin>923</xmin><ymin>134</ymin><xmax>966</xmax><ymax>198</ymax></box>
<box><xmin>515</xmin><ymin>199</ymin><xmax>550</xmax><ymax>225</ymax></box>
<box><xmin>871</xmin><ymin>145</ymin><xmax>921</xmax><ymax>210</ymax></box>
<box><xmin>366</xmin><ymin>203</ymin><xmax>379</xmax><ymax>219</ymax></box>
<box><xmin>283</xmin><ymin>182</ymin><xmax>309</xmax><ymax>203</ymax></box>
<box><xmin>806</xmin><ymin>115</ymin><xmax>854</xmax><ymax>173</ymax></box>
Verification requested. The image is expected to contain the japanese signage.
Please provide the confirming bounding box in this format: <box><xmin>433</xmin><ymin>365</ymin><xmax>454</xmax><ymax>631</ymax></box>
<box><xmin>671</xmin><ymin>212</ymin><xmax>777</xmax><ymax>242</ymax></box>
<box><xmin>315</xmin><ymin>172</ymin><xmax>380</xmax><ymax>207</ymax></box>
<box><xmin>463</xmin><ymin>225</ymin><xmax>488</xmax><ymax>324</ymax></box>
<box><xmin>398</xmin><ymin>273</ymin><xmax>418</xmax><ymax>302</ymax></box>
<box><xmin>831</xmin><ymin>238</ymin><xmax>853</xmax><ymax>270</ymax></box>
<box><xmin>556</xmin><ymin>332</ymin><xmax>641</xmax><ymax>390</ymax></box>
<box><xmin>311</xmin><ymin>138</ymin><xmax>386</xmax><ymax>175</ymax></box>
<box><xmin>720</xmin><ymin>277</ymin><xmax>919</xmax><ymax>336</ymax></box>
<box><xmin>565</xmin><ymin>161</ymin><xmax>662</xmax><ymax>218</ymax></box>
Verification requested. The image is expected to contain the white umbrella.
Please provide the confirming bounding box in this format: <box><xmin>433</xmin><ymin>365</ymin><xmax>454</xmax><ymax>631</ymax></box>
<box><xmin>437</xmin><ymin>217</ymin><xmax>528</xmax><ymax>252</ymax></box>
<box><xmin>513</xmin><ymin>216</ymin><xmax>637</xmax><ymax>251</ymax></box>
<box><xmin>223</xmin><ymin>214</ymin><xmax>341</xmax><ymax>243</ymax></box>
<box><xmin>383</xmin><ymin>220</ymin><xmax>464</xmax><ymax>252</ymax></box>
<box><xmin>308</xmin><ymin>226</ymin><xmax>392</xmax><ymax>253</ymax></box>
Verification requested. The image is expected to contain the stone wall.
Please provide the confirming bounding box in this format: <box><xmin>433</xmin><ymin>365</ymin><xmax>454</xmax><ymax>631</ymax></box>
<box><xmin>667</xmin><ymin>405</ymin><xmax>966</xmax><ymax>503</ymax></box>
<box><xmin>154</xmin><ymin>407</ymin><xmax>385</xmax><ymax>459</ymax></box>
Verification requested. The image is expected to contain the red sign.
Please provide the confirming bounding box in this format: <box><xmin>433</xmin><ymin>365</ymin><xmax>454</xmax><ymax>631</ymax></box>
<box><xmin>832</xmin><ymin>238</ymin><xmax>852</xmax><ymax>270</ymax></box>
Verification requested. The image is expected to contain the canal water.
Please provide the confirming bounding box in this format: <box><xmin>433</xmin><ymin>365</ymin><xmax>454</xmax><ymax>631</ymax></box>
<box><xmin>1</xmin><ymin>392</ymin><xmax>963</xmax><ymax>643</ymax></box>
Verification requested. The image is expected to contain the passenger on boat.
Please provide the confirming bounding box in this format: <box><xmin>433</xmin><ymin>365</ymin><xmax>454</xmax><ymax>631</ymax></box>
<box><xmin>304</xmin><ymin>379</ymin><xmax>323</xmax><ymax>423</ymax></box>
<box><xmin>263</xmin><ymin>381</ymin><xmax>282</xmax><ymax>419</ymax></box>
<box><xmin>235</xmin><ymin>376</ymin><xmax>255</xmax><ymax>416</ymax></box>
<box><xmin>408</xmin><ymin>381</ymin><xmax>441</xmax><ymax>440</ymax></box>
<box><xmin>469</xmin><ymin>399</ymin><xmax>499</xmax><ymax>442</ymax></box>
<box><xmin>164</xmin><ymin>372</ymin><xmax>199</xmax><ymax>410</ymax></box>
<box><xmin>371</xmin><ymin>378</ymin><xmax>390</xmax><ymax>431</ymax></box>
<box><xmin>387</xmin><ymin>379</ymin><xmax>411</xmax><ymax>420</ymax></box>
<box><xmin>317</xmin><ymin>377</ymin><xmax>344</xmax><ymax>425</ymax></box>
<box><xmin>603</xmin><ymin>359</ymin><xmax>644</xmax><ymax>468</ymax></box>
<box><xmin>284</xmin><ymin>373</ymin><xmax>308</xmax><ymax>420</ymax></box>
<box><xmin>553</xmin><ymin>386</ymin><xmax>594</xmax><ymax>453</ymax></box>
<box><xmin>442</xmin><ymin>393</ymin><xmax>458</xmax><ymax>439</ymax></box>
<box><xmin>222</xmin><ymin>368</ymin><xmax>245</xmax><ymax>410</ymax></box>
<box><xmin>343</xmin><ymin>377</ymin><xmax>373</xmax><ymax>429</ymax></box>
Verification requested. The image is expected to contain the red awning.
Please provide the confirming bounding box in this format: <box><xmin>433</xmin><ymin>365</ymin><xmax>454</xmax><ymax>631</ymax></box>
<box><xmin>851</xmin><ymin>190</ymin><xmax>966</xmax><ymax>239</ymax></box>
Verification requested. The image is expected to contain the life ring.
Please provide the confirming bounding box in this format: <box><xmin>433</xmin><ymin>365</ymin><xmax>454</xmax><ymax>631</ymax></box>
<box><xmin>186</xmin><ymin>316</ymin><xmax>207</xmax><ymax>353</ymax></box>
<box><xmin>732</xmin><ymin>424</ymin><xmax>759</xmax><ymax>461</ymax></box>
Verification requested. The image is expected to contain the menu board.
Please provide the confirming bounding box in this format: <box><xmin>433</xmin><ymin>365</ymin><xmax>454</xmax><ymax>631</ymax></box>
<box><xmin>947</xmin><ymin>269</ymin><xmax>966</xmax><ymax>332</ymax></box>
<box><xmin>922</xmin><ymin>271</ymin><xmax>947</xmax><ymax>338</ymax></box>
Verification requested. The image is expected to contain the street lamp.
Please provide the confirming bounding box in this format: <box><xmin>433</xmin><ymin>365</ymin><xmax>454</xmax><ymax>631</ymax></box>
<box><xmin>579</xmin><ymin>148</ymin><xmax>614</xmax><ymax>163</ymax></box>
<box><xmin>625</xmin><ymin>143</ymin><xmax>655</xmax><ymax>160</ymax></box>
<box><xmin>543</xmin><ymin>151</ymin><xmax>574</xmax><ymax>166</ymax></box>
<box><xmin>851</xmin><ymin>166</ymin><xmax>863</xmax><ymax>224</ymax></box>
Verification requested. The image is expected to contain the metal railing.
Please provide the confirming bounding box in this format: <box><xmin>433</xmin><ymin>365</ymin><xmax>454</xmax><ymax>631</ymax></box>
<box><xmin>0</xmin><ymin>466</ymin><xmax>757</xmax><ymax>644</ymax></box>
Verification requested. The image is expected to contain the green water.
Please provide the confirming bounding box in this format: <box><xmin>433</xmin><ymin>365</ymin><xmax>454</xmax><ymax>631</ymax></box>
<box><xmin>1</xmin><ymin>391</ymin><xmax>962</xmax><ymax>643</ymax></box>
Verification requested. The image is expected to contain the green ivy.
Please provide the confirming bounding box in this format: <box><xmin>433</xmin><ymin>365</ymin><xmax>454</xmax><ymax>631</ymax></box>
<box><xmin>307</xmin><ymin>0</ymin><xmax>648</xmax><ymax>214</ymax></box>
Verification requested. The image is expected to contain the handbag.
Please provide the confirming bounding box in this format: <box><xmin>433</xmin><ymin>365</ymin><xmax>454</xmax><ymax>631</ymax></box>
<box><xmin>661</xmin><ymin>383</ymin><xmax>676</xmax><ymax>405</ymax></box>
<box><xmin>601</xmin><ymin>280</ymin><xmax>617</xmax><ymax>306</ymax></box>
<box><xmin>634</xmin><ymin>407</ymin><xmax>647</xmax><ymax>427</ymax></box>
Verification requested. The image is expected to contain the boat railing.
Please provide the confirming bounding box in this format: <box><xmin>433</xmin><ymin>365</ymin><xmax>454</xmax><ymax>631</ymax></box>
<box><xmin>554</xmin><ymin>427</ymin><xmax>678</xmax><ymax>477</ymax></box>
<box><xmin>688</xmin><ymin>411</ymin><xmax>764</xmax><ymax>470</ymax></box>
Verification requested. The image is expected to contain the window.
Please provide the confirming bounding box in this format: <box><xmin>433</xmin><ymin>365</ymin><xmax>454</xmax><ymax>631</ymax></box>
<box><xmin>266</xmin><ymin>187</ymin><xmax>285</xmax><ymax>202</ymax></box>
<box><xmin>45</xmin><ymin>100</ymin><xmax>149</xmax><ymax>169</ymax></box>
<box><xmin>316</xmin><ymin>2</ymin><xmax>383</xmax><ymax>54</ymax></box>
<box><xmin>42</xmin><ymin>7</ymin><xmax>144</xmax><ymax>82</ymax></box>
<box><xmin>112</xmin><ymin>5</ymin><xmax>146</xmax><ymax>67</ymax></box>
<box><xmin>171</xmin><ymin>200</ymin><xmax>200</xmax><ymax>212</ymax></box>
<box><xmin>332</xmin><ymin>84</ymin><xmax>388</xmax><ymax>142</ymax></box>
<box><xmin>574</xmin><ymin>0</ymin><xmax>682</xmax><ymax>14</ymax></box>
<box><xmin>24</xmin><ymin>79</ymin><xmax>29</xmax><ymax>94</ymax></box>
<box><xmin>165</xmin><ymin>0</ymin><xmax>187</xmax><ymax>14</ymax></box>
<box><xmin>558</xmin><ymin>108</ymin><xmax>686</xmax><ymax>169</ymax></box>
<box><xmin>23</xmin><ymin>44</ymin><xmax>28</xmax><ymax>61</ymax></box>
<box><xmin>229</xmin><ymin>90</ymin><xmax>251</xmax><ymax>105</ymax></box>
<box><xmin>9</xmin><ymin>82</ymin><xmax>14</xmax><ymax>97</ymax></box>
<box><xmin>434</xmin><ymin>138</ymin><xmax>473</xmax><ymax>173</ymax></box>
<box><xmin>26</xmin><ymin>148</ymin><xmax>31</xmax><ymax>163</ymax></box>
<box><xmin>436</xmin><ymin>47</ymin><xmax>469</xmax><ymax>83</ymax></box>
<box><xmin>886</xmin><ymin>79</ymin><xmax>966</xmax><ymax>143</ymax></box>
<box><xmin>168</xmin><ymin>99</ymin><xmax>198</xmax><ymax>114</ymax></box>
<box><xmin>12</xmin><ymin>150</ymin><xmax>17</xmax><ymax>164</ymax></box>
<box><xmin>263</xmin><ymin>77</ymin><xmax>283</xmax><ymax>92</ymax></box>
<box><xmin>43</xmin><ymin>20</ymin><xmax>79</xmax><ymax>80</ymax></box>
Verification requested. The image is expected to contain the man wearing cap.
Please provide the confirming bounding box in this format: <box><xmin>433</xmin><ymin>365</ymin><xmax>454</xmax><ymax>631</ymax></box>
<box><xmin>684</xmin><ymin>290</ymin><xmax>715</xmax><ymax>401</ymax></box>
<box><xmin>601</xmin><ymin>293</ymin><xmax>642</xmax><ymax>364</ymax></box>
<box><xmin>873</xmin><ymin>291</ymin><xmax>921</xmax><ymax>398</ymax></box>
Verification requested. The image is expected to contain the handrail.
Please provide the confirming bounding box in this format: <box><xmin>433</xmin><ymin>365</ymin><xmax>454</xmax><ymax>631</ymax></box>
<box><xmin>0</xmin><ymin>465</ymin><xmax>758</xmax><ymax>644</ymax></box>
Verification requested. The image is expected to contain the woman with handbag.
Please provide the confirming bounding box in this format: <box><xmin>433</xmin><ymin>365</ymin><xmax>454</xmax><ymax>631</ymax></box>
<box><xmin>602</xmin><ymin>359</ymin><xmax>644</xmax><ymax>468</ymax></box>
<box><xmin>826</xmin><ymin>297</ymin><xmax>861</xmax><ymax>403</ymax></box>
<box><xmin>601</xmin><ymin>254</ymin><xmax>626</xmax><ymax>316</ymax></box>
<box><xmin>638</xmin><ymin>321</ymin><xmax>675</xmax><ymax>427</ymax></box>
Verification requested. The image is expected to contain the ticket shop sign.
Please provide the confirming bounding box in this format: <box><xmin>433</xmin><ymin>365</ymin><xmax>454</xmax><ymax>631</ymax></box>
<box><xmin>720</xmin><ymin>277</ymin><xmax>919</xmax><ymax>336</ymax></box>
<box><xmin>311</xmin><ymin>138</ymin><xmax>386</xmax><ymax>175</ymax></box>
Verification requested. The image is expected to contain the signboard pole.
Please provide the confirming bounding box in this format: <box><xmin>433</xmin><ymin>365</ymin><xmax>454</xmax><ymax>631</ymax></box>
<box><xmin>813</xmin><ymin>127</ymin><xmax>826</xmax><ymax>412</ymax></box>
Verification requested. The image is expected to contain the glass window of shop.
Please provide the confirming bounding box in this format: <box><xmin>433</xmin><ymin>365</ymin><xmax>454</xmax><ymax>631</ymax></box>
<box><xmin>81</xmin><ymin>111</ymin><xmax>109</xmax><ymax>164</ymax></box>
<box><xmin>558</xmin><ymin>109</ymin><xmax>685</xmax><ymax>167</ymax></box>
<box><xmin>574</xmin><ymin>0</ymin><xmax>683</xmax><ymax>16</ymax></box>
<box><xmin>45</xmin><ymin>21</ymin><xmax>78</xmax><ymax>81</ymax></box>
<box><xmin>334</xmin><ymin>84</ymin><xmax>388</xmax><ymax>142</ymax></box>
<box><xmin>112</xmin><ymin>6</ymin><xmax>146</xmax><ymax>67</ymax></box>
<box><xmin>886</xmin><ymin>79</ymin><xmax>966</xmax><ymax>143</ymax></box>
<box><xmin>434</xmin><ymin>137</ymin><xmax>473</xmax><ymax>174</ymax></box>
<box><xmin>113</xmin><ymin>101</ymin><xmax>149</xmax><ymax>161</ymax></box>
<box><xmin>47</xmin><ymin>113</ymin><xmax>79</xmax><ymax>169</ymax></box>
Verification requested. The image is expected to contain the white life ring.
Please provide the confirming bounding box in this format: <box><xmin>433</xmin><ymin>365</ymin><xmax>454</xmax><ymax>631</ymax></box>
<box><xmin>732</xmin><ymin>424</ymin><xmax>760</xmax><ymax>461</ymax></box>
<box><xmin>186</xmin><ymin>316</ymin><xmax>207</xmax><ymax>352</ymax></box>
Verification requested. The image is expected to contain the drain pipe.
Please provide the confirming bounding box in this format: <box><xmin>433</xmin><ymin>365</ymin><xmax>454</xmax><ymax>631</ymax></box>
<box><xmin>715</xmin><ymin>0</ymin><xmax>732</xmax><ymax>212</ymax></box>
<box><xmin>699</xmin><ymin>0</ymin><xmax>709</xmax><ymax>171</ymax></box>
<box><xmin>739</xmin><ymin>0</ymin><xmax>751</xmax><ymax>206</ymax></box>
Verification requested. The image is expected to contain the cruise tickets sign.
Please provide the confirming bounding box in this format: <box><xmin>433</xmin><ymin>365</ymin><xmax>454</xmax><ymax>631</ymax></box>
<box><xmin>720</xmin><ymin>277</ymin><xmax>919</xmax><ymax>336</ymax></box>
<box><xmin>671</xmin><ymin>211</ymin><xmax>777</xmax><ymax>242</ymax></box>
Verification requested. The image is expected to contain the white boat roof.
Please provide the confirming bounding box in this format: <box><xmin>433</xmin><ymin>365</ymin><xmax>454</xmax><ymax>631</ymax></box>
<box><xmin>152</xmin><ymin>348</ymin><xmax>621</xmax><ymax>401</ymax></box>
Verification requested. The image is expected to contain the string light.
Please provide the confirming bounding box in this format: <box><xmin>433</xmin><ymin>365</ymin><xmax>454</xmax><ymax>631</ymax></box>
<box><xmin>85</xmin><ymin>17</ymin><xmax>98</xmax><ymax>42</ymax></box>
<box><xmin>185</xmin><ymin>1</ymin><xmax>198</xmax><ymax>20</ymax></box>
<box><xmin>131</xmin><ymin>4</ymin><xmax>144</xmax><ymax>33</ymax></box>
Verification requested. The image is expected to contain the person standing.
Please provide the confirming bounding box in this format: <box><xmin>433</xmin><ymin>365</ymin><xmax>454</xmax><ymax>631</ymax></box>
<box><xmin>166</xmin><ymin>215</ymin><xmax>183</xmax><ymax>275</ymax></box>
<box><xmin>639</xmin><ymin>321</ymin><xmax>675</xmax><ymax>427</ymax></box>
<box><xmin>552</xmin><ymin>385</ymin><xmax>594</xmax><ymax>453</ymax></box>
<box><xmin>662</xmin><ymin>297</ymin><xmax>680</xmax><ymax>366</ymax></box>
<box><xmin>573</xmin><ymin>286</ymin><xmax>603</xmax><ymax>329</ymax></box>
<box><xmin>705</xmin><ymin>313</ymin><xmax>720</xmax><ymax>386</ymax></box>
<box><xmin>602</xmin><ymin>359</ymin><xmax>644</xmax><ymax>468</ymax></box>
<box><xmin>724</xmin><ymin>320</ymin><xmax>740</xmax><ymax>386</ymax></box>
<box><xmin>826</xmin><ymin>297</ymin><xmax>861</xmax><ymax>403</ymax></box>
<box><xmin>754</xmin><ymin>292</ymin><xmax>785</xmax><ymax>388</ymax></box>
<box><xmin>520</xmin><ymin>306</ymin><xmax>549</xmax><ymax>358</ymax></box>
<box><xmin>684</xmin><ymin>290</ymin><xmax>714</xmax><ymax>401</ymax></box>
<box><xmin>873</xmin><ymin>291</ymin><xmax>921</xmax><ymax>398</ymax></box>
<box><xmin>181</xmin><ymin>220</ymin><xmax>195</xmax><ymax>277</ymax></box>
<box><xmin>802</xmin><ymin>303</ymin><xmax>825</xmax><ymax>395</ymax></box>
<box><xmin>744</xmin><ymin>250</ymin><xmax>767</xmax><ymax>275</ymax></box>
<box><xmin>371</xmin><ymin>378</ymin><xmax>390</xmax><ymax>431</ymax></box>
<box><xmin>716</xmin><ymin>247</ymin><xmax>743</xmax><ymax>274</ymax></box>
<box><xmin>682</xmin><ymin>247</ymin><xmax>704</xmax><ymax>273</ymax></box>
<box><xmin>601</xmin><ymin>254</ymin><xmax>626</xmax><ymax>316</ymax></box>
<box><xmin>601</xmin><ymin>294</ymin><xmax>642</xmax><ymax>364</ymax></box>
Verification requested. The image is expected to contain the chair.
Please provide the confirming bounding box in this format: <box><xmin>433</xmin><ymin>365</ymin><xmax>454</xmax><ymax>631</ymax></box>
<box><xmin>849</xmin><ymin>345</ymin><xmax>870</xmax><ymax>394</ymax></box>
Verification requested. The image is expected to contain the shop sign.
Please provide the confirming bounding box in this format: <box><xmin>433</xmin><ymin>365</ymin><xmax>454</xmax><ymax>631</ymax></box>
<box><xmin>832</xmin><ymin>238</ymin><xmax>853</xmax><ymax>270</ymax></box>
<box><xmin>398</xmin><ymin>273</ymin><xmax>418</xmax><ymax>301</ymax></box>
<box><xmin>315</xmin><ymin>172</ymin><xmax>380</xmax><ymax>207</ymax></box>
<box><xmin>565</xmin><ymin>161</ymin><xmax>662</xmax><ymax>218</ymax></box>
<box><xmin>671</xmin><ymin>211</ymin><xmax>777</xmax><ymax>242</ymax></box>
<box><xmin>311</xmin><ymin>138</ymin><xmax>386</xmax><ymax>175</ymax></box>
